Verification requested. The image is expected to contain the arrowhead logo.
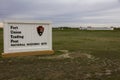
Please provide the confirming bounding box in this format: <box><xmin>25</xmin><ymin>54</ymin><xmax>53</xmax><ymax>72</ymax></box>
<box><xmin>37</xmin><ymin>26</ymin><xmax>44</xmax><ymax>36</ymax></box>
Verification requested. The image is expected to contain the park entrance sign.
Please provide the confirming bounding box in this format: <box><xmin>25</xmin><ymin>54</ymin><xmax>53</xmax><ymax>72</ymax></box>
<box><xmin>2</xmin><ymin>20</ymin><xmax>54</xmax><ymax>57</ymax></box>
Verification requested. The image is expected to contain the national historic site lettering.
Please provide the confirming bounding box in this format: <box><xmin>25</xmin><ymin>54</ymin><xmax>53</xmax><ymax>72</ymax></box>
<box><xmin>10</xmin><ymin>26</ymin><xmax>25</xmax><ymax>46</ymax></box>
<box><xmin>10</xmin><ymin>25</ymin><xmax>43</xmax><ymax>47</ymax></box>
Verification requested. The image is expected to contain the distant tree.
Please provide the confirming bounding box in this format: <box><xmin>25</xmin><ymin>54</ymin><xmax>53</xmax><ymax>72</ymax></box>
<box><xmin>114</xmin><ymin>28</ymin><xmax>120</xmax><ymax>30</ymax></box>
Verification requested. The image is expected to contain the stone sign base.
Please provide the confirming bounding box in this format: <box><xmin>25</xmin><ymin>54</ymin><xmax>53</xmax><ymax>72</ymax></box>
<box><xmin>2</xmin><ymin>50</ymin><xmax>54</xmax><ymax>58</ymax></box>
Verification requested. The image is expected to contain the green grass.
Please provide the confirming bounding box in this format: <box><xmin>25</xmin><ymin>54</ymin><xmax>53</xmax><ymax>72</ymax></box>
<box><xmin>0</xmin><ymin>28</ymin><xmax>3</xmax><ymax>54</ymax></box>
<box><xmin>0</xmin><ymin>29</ymin><xmax>120</xmax><ymax>80</ymax></box>
<box><xmin>53</xmin><ymin>29</ymin><xmax>120</xmax><ymax>58</ymax></box>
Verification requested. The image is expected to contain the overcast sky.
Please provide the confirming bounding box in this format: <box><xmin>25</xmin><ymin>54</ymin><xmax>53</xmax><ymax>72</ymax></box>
<box><xmin>0</xmin><ymin>0</ymin><xmax>120</xmax><ymax>24</ymax></box>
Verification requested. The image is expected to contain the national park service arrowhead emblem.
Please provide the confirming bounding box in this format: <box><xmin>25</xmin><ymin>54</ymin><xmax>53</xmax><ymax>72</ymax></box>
<box><xmin>37</xmin><ymin>26</ymin><xmax>44</xmax><ymax>36</ymax></box>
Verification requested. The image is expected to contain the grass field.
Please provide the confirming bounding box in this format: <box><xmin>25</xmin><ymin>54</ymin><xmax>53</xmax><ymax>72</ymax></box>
<box><xmin>0</xmin><ymin>28</ymin><xmax>120</xmax><ymax>80</ymax></box>
<box><xmin>0</xmin><ymin>29</ymin><xmax>3</xmax><ymax>55</ymax></box>
<box><xmin>53</xmin><ymin>29</ymin><xmax>120</xmax><ymax>58</ymax></box>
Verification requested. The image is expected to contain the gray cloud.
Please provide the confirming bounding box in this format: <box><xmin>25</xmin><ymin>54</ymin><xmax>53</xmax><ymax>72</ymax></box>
<box><xmin>0</xmin><ymin>0</ymin><xmax>120</xmax><ymax>24</ymax></box>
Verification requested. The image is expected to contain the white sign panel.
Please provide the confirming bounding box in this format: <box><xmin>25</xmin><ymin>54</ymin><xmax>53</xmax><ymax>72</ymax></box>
<box><xmin>3</xmin><ymin>20</ymin><xmax>52</xmax><ymax>54</ymax></box>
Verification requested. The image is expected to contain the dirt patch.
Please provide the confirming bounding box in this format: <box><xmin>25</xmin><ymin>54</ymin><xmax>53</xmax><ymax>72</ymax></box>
<box><xmin>37</xmin><ymin>50</ymin><xmax>96</xmax><ymax>60</ymax></box>
<box><xmin>69</xmin><ymin>52</ymin><xmax>95</xmax><ymax>59</ymax></box>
